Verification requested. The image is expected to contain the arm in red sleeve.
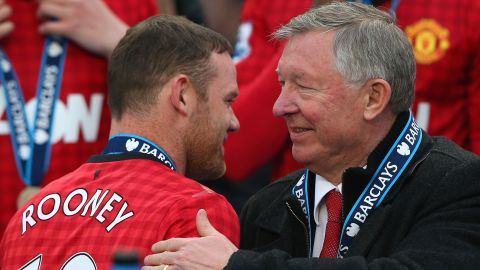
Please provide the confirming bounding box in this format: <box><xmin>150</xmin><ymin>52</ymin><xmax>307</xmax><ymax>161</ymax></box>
<box><xmin>163</xmin><ymin>191</ymin><xmax>240</xmax><ymax>247</ymax></box>
<box><xmin>467</xmin><ymin>3</ymin><xmax>480</xmax><ymax>154</ymax></box>
<box><xmin>224</xmin><ymin>49</ymin><xmax>290</xmax><ymax>181</ymax></box>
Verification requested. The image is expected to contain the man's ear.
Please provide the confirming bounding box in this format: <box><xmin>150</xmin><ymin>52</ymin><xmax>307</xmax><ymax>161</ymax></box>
<box><xmin>363</xmin><ymin>79</ymin><xmax>392</xmax><ymax>120</ymax></box>
<box><xmin>169</xmin><ymin>74</ymin><xmax>195</xmax><ymax>116</ymax></box>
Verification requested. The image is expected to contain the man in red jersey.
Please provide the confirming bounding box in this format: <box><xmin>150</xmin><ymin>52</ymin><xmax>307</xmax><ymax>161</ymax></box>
<box><xmin>0</xmin><ymin>15</ymin><xmax>240</xmax><ymax>269</ymax></box>
<box><xmin>392</xmin><ymin>0</ymin><xmax>480</xmax><ymax>155</ymax></box>
<box><xmin>224</xmin><ymin>0</ymin><xmax>312</xmax><ymax>182</ymax></box>
<box><xmin>0</xmin><ymin>0</ymin><xmax>158</xmax><ymax>239</ymax></box>
<box><xmin>360</xmin><ymin>0</ymin><xmax>480</xmax><ymax>154</ymax></box>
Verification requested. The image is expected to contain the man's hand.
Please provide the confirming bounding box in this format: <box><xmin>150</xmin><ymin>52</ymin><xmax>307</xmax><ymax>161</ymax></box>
<box><xmin>143</xmin><ymin>209</ymin><xmax>239</xmax><ymax>270</ymax></box>
<box><xmin>0</xmin><ymin>0</ymin><xmax>13</xmax><ymax>39</ymax></box>
<box><xmin>37</xmin><ymin>0</ymin><xmax>128</xmax><ymax>58</ymax></box>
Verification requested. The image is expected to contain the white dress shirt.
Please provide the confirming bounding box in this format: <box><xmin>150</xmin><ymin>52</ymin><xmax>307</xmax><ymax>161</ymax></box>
<box><xmin>311</xmin><ymin>174</ymin><xmax>342</xmax><ymax>257</ymax></box>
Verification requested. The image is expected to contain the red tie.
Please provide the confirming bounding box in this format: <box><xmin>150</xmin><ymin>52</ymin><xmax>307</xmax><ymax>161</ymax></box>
<box><xmin>320</xmin><ymin>190</ymin><xmax>343</xmax><ymax>258</ymax></box>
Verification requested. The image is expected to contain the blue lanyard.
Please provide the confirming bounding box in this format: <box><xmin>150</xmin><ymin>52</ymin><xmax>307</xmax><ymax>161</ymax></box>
<box><xmin>102</xmin><ymin>134</ymin><xmax>177</xmax><ymax>171</ymax></box>
<box><xmin>390</xmin><ymin>0</ymin><xmax>401</xmax><ymax>13</ymax></box>
<box><xmin>291</xmin><ymin>172</ymin><xmax>313</xmax><ymax>257</ymax></box>
<box><xmin>358</xmin><ymin>0</ymin><xmax>401</xmax><ymax>13</ymax></box>
<box><xmin>0</xmin><ymin>35</ymin><xmax>68</xmax><ymax>186</ymax></box>
<box><xmin>338</xmin><ymin>111</ymin><xmax>422</xmax><ymax>257</ymax></box>
<box><xmin>293</xmin><ymin>111</ymin><xmax>422</xmax><ymax>258</ymax></box>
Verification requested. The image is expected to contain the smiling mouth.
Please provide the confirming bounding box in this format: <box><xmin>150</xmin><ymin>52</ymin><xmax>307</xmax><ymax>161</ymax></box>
<box><xmin>291</xmin><ymin>127</ymin><xmax>311</xmax><ymax>133</ymax></box>
<box><xmin>288</xmin><ymin>127</ymin><xmax>313</xmax><ymax>141</ymax></box>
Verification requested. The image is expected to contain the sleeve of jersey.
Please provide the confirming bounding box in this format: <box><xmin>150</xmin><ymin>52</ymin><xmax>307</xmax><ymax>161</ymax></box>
<box><xmin>467</xmin><ymin>3</ymin><xmax>480</xmax><ymax>155</ymax></box>
<box><xmin>139</xmin><ymin>0</ymin><xmax>160</xmax><ymax>17</ymax></box>
<box><xmin>223</xmin><ymin>49</ymin><xmax>290</xmax><ymax>181</ymax></box>
<box><xmin>162</xmin><ymin>190</ymin><xmax>240</xmax><ymax>247</ymax></box>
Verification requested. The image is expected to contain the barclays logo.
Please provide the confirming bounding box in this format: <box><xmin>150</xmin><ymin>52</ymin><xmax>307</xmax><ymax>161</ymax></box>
<box><xmin>48</xmin><ymin>41</ymin><xmax>64</xmax><ymax>58</ymax></box>
<box><xmin>346</xmin><ymin>223</ymin><xmax>360</xmax><ymax>237</ymax></box>
<box><xmin>18</xmin><ymin>145</ymin><xmax>30</xmax><ymax>160</ymax></box>
<box><xmin>1</xmin><ymin>58</ymin><xmax>11</xmax><ymax>72</ymax></box>
<box><xmin>396</xmin><ymin>142</ymin><xmax>411</xmax><ymax>156</ymax></box>
<box><xmin>34</xmin><ymin>129</ymin><xmax>49</xmax><ymax>145</ymax></box>
<box><xmin>125</xmin><ymin>138</ymin><xmax>139</xmax><ymax>152</ymax></box>
<box><xmin>296</xmin><ymin>174</ymin><xmax>305</xmax><ymax>187</ymax></box>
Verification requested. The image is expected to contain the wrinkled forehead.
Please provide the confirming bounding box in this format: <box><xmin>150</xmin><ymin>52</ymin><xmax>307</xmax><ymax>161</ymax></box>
<box><xmin>277</xmin><ymin>30</ymin><xmax>336</xmax><ymax>76</ymax></box>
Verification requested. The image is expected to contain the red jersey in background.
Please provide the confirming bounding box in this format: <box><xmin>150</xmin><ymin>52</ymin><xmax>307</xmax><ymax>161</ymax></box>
<box><xmin>0</xmin><ymin>0</ymin><xmax>158</xmax><ymax>238</ymax></box>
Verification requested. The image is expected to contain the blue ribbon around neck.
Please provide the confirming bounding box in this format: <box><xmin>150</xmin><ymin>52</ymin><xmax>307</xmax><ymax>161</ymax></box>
<box><xmin>102</xmin><ymin>134</ymin><xmax>177</xmax><ymax>171</ymax></box>
<box><xmin>1</xmin><ymin>35</ymin><xmax>68</xmax><ymax>186</ymax></box>
<box><xmin>293</xmin><ymin>111</ymin><xmax>422</xmax><ymax>258</ymax></box>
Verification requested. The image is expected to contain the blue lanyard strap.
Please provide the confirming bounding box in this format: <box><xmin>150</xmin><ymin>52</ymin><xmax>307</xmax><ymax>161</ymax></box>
<box><xmin>357</xmin><ymin>0</ymin><xmax>401</xmax><ymax>13</ymax></box>
<box><xmin>338</xmin><ymin>111</ymin><xmax>422</xmax><ymax>257</ymax></box>
<box><xmin>292</xmin><ymin>111</ymin><xmax>422</xmax><ymax>257</ymax></box>
<box><xmin>103</xmin><ymin>134</ymin><xmax>177</xmax><ymax>171</ymax></box>
<box><xmin>0</xmin><ymin>35</ymin><xmax>68</xmax><ymax>186</ymax></box>
<box><xmin>390</xmin><ymin>0</ymin><xmax>401</xmax><ymax>13</ymax></box>
<box><xmin>292</xmin><ymin>171</ymin><xmax>312</xmax><ymax>257</ymax></box>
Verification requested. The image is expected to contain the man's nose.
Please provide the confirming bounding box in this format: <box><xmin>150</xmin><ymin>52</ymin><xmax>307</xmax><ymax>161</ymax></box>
<box><xmin>228</xmin><ymin>111</ymin><xmax>240</xmax><ymax>132</ymax></box>
<box><xmin>273</xmin><ymin>89</ymin><xmax>298</xmax><ymax>117</ymax></box>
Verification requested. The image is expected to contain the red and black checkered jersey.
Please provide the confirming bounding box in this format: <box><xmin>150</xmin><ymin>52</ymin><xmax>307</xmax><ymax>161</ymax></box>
<box><xmin>224</xmin><ymin>0</ymin><xmax>311</xmax><ymax>181</ymax></box>
<box><xmin>0</xmin><ymin>0</ymin><xmax>158</xmax><ymax>239</ymax></box>
<box><xmin>383</xmin><ymin>0</ymin><xmax>480</xmax><ymax>154</ymax></box>
<box><xmin>0</xmin><ymin>154</ymin><xmax>240</xmax><ymax>269</ymax></box>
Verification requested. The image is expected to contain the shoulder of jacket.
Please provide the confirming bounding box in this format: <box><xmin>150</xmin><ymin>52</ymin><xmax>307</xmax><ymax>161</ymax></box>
<box><xmin>428</xmin><ymin>137</ymin><xmax>479</xmax><ymax>165</ymax></box>
<box><xmin>243</xmin><ymin>169</ymin><xmax>304</xmax><ymax>209</ymax></box>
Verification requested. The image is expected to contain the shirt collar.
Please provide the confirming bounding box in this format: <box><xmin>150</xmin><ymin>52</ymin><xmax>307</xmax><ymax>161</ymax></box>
<box><xmin>313</xmin><ymin>174</ymin><xmax>342</xmax><ymax>225</ymax></box>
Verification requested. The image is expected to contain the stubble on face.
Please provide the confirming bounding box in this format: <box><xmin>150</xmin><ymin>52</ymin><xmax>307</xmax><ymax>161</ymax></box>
<box><xmin>184</xmin><ymin>101</ymin><xmax>226</xmax><ymax>181</ymax></box>
<box><xmin>184</xmin><ymin>52</ymin><xmax>238</xmax><ymax>181</ymax></box>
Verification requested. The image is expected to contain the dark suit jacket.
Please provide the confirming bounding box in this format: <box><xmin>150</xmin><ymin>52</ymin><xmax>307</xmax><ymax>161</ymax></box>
<box><xmin>225</xmin><ymin>113</ymin><xmax>480</xmax><ymax>270</ymax></box>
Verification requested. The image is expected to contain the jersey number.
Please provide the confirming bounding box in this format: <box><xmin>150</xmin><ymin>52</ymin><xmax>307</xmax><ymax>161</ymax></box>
<box><xmin>20</xmin><ymin>252</ymin><xmax>97</xmax><ymax>270</ymax></box>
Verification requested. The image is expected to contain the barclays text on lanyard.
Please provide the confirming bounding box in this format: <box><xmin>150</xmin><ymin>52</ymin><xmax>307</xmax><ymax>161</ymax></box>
<box><xmin>293</xmin><ymin>111</ymin><xmax>422</xmax><ymax>258</ymax></box>
<box><xmin>102</xmin><ymin>134</ymin><xmax>177</xmax><ymax>171</ymax></box>
<box><xmin>291</xmin><ymin>172</ymin><xmax>313</xmax><ymax>256</ymax></box>
<box><xmin>0</xmin><ymin>35</ymin><xmax>68</xmax><ymax>193</ymax></box>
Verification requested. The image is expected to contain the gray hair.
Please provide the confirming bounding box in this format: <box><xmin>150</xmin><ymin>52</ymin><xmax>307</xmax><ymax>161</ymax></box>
<box><xmin>273</xmin><ymin>2</ymin><xmax>415</xmax><ymax>113</ymax></box>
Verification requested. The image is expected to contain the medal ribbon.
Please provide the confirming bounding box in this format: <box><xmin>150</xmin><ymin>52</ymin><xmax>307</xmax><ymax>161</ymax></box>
<box><xmin>102</xmin><ymin>134</ymin><xmax>177</xmax><ymax>171</ymax></box>
<box><xmin>292</xmin><ymin>111</ymin><xmax>422</xmax><ymax>258</ymax></box>
<box><xmin>291</xmin><ymin>171</ymin><xmax>313</xmax><ymax>257</ymax></box>
<box><xmin>338</xmin><ymin>111</ymin><xmax>422</xmax><ymax>257</ymax></box>
<box><xmin>357</xmin><ymin>0</ymin><xmax>401</xmax><ymax>13</ymax></box>
<box><xmin>1</xmin><ymin>35</ymin><xmax>68</xmax><ymax>186</ymax></box>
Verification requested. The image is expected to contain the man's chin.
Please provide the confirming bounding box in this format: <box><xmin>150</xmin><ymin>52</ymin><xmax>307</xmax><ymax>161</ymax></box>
<box><xmin>292</xmin><ymin>149</ymin><xmax>312</xmax><ymax>166</ymax></box>
<box><xmin>195</xmin><ymin>162</ymin><xmax>226</xmax><ymax>181</ymax></box>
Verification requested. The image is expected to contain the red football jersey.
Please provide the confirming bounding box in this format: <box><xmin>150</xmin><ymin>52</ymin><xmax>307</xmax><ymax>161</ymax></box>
<box><xmin>0</xmin><ymin>0</ymin><xmax>158</xmax><ymax>238</ymax></box>
<box><xmin>390</xmin><ymin>0</ymin><xmax>480</xmax><ymax>154</ymax></box>
<box><xmin>0</xmin><ymin>155</ymin><xmax>240</xmax><ymax>269</ymax></box>
<box><xmin>224</xmin><ymin>0</ymin><xmax>312</xmax><ymax>181</ymax></box>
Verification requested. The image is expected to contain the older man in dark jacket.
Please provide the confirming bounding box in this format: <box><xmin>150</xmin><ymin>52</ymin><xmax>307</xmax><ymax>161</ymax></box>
<box><xmin>143</xmin><ymin>2</ymin><xmax>480</xmax><ymax>270</ymax></box>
